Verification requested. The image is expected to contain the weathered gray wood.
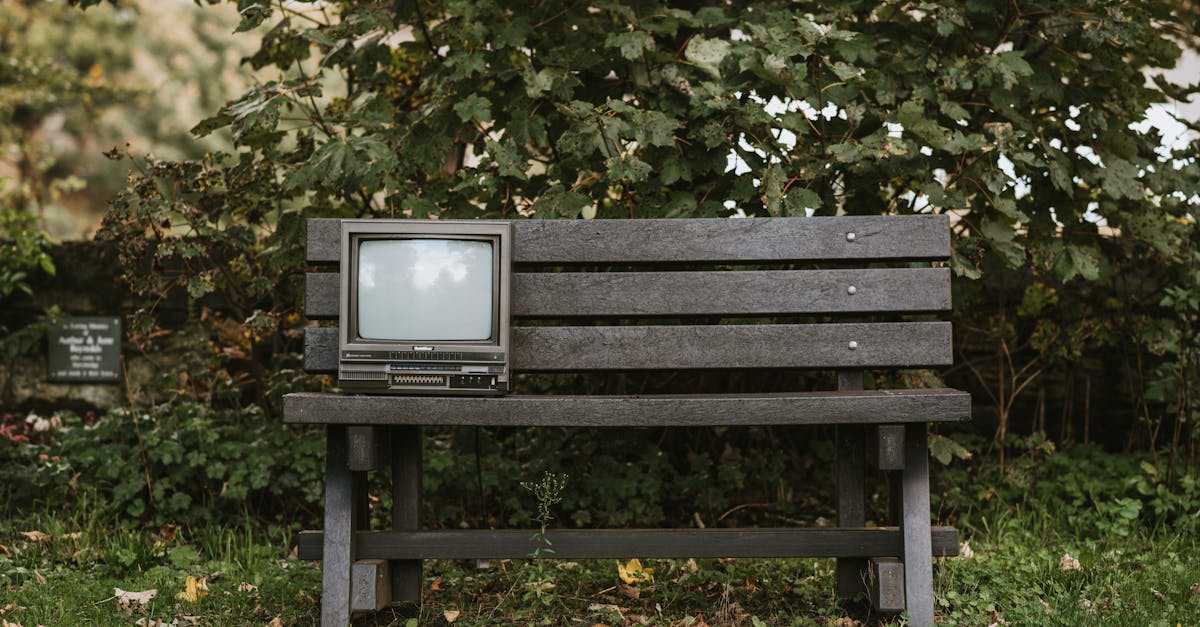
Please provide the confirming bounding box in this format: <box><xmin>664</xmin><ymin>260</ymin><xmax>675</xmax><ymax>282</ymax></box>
<box><xmin>835</xmin><ymin>371</ymin><xmax>866</xmax><ymax>600</ymax></box>
<box><xmin>306</xmin><ymin>216</ymin><xmax>950</xmax><ymax>264</ymax></box>
<box><xmin>304</xmin><ymin>326</ymin><xmax>339</xmax><ymax>373</ymax></box>
<box><xmin>304</xmin><ymin>322</ymin><xmax>954</xmax><ymax>373</ymax></box>
<box><xmin>516</xmin><ymin>322</ymin><xmax>953</xmax><ymax>370</ymax></box>
<box><xmin>322</xmin><ymin>426</ymin><xmax>354</xmax><ymax>627</ymax></box>
<box><xmin>901</xmin><ymin>423</ymin><xmax>935</xmax><ymax>627</ymax></box>
<box><xmin>347</xmin><ymin>426</ymin><xmax>387</xmax><ymax>472</ymax></box>
<box><xmin>308</xmin><ymin>219</ymin><xmax>343</xmax><ymax>264</ymax></box>
<box><xmin>297</xmin><ymin>526</ymin><xmax>960</xmax><ymax>560</ymax></box>
<box><xmin>306</xmin><ymin>273</ymin><xmax>340</xmax><ymax>319</ymax></box>
<box><xmin>283</xmin><ymin>389</ymin><xmax>971</xmax><ymax>426</ymax></box>
<box><xmin>868</xmin><ymin>558</ymin><xmax>906</xmax><ymax>612</ymax></box>
<box><xmin>872</xmin><ymin>425</ymin><xmax>906</xmax><ymax>471</ymax></box>
<box><xmin>304</xmin><ymin>268</ymin><xmax>951</xmax><ymax>320</ymax></box>
<box><xmin>390</xmin><ymin>426</ymin><xmax>422</xmax><ymax>603</ymax></box>
<box><xmin>351</xmin><ymin>560</ymin><xmax>391</xmax><ymax>612</ymax></box>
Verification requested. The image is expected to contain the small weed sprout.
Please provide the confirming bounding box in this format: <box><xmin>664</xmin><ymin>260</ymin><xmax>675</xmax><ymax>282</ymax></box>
<box><xmin>519</xmin><ymin>471</ymin><xmax>568</xmax><ymax>605</ymax></box>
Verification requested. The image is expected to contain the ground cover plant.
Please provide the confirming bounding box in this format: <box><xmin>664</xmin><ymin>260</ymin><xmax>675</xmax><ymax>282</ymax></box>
<box><xmin>4</xmin><ymin>428</ymin><xmax>1199</xmax><ymax>625</ymax></box>
<box><xmin>2</xmin><ymin>477</ymin><xmax>1197</xmax><ymax>625</ymax></box>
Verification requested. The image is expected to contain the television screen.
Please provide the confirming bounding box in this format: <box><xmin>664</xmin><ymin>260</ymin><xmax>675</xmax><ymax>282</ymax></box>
<box><xmin>356</xmin><ymin>238</ymin><xmax>494</xmax><ymax>341</ymax></box>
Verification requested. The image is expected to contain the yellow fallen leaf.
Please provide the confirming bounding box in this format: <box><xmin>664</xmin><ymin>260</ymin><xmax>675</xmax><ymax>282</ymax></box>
<box><xmin>19</xmin><ymin>531</ymin><xmax>49</xmax><ymax>543</ymax></box>
<box><xmin>617</xmin><ymin>558</ymin><xmax>654</xmax><ymax>584</ymax></box>
<box><xmin>176</xmin><ymin>576</ymin><xmax>209</xmax><ymax>603</ymax></box>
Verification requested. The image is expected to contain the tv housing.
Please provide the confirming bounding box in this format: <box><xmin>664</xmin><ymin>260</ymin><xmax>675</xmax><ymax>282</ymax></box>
<box><xmin>338</xmin><ymin>219</ymin><xmax>512</xmax><ymax>395</ymax></box>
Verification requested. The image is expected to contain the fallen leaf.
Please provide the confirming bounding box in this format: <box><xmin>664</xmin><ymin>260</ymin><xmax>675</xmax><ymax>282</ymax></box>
<box><xmin>587</xmin><ymin>603</ymin><xmax>624</xmax><ymax>619</ymax></box>
<box><xmin>429</xmin><ymin>576</ymin><xmax>443</xmax><ymax>592</ymax></box>
<box><xmin>617</xmin><ymin>558</ymin><xmax>654</xmax><ymax>584</ymax></box>
<box><xmin>19</xmin><ymin>531</ymin><xmax>49</xmax><ymax>543</ymax></box>
<box><xmin>617</xmin><ymin>583</ymin><xmax>641</xmax><ymax>600</ymax></box>
<box><xmin>114</xmin><ymin>588</ymin><xmax>158</xmax><ymax>612</ymax></box>
<box><xmin>266</xmin><ymin>618</ymin><xmax>284</xmax><ymax>627</ymax></box>
<box><xmin>443</xmin><ymin>609</ymin><xmax>461</xmax><ymax>623</ymax></box>
<box><xmin>61</xmin><ymin>532</ymin><xmax>82</xmax><ymax>541</ymax></box>
<box><xmin>32</xmin><ymin>571</ymin><xmax>45</xmax><ymax>585</ymax></box>
<box><xmin>833</xmin><ymin>618</ymin><xmax>863</xmax><ymax>627</ymax></box>
<box><xmin>0</xmin><ymin>544</ymin><xmax>8</xmax><ymax>555</ymax></box>
<box><xmin>960</xmin><ymin>540</ymin><xmax>974</xmax><ymax>558</ymax></box>
<box><xmin>1</xmin><ymin>620</ymin><xmax>22</xmax><ymax>627</ymax></box>
<box><xmin>1059</xmin><ymin>553</ymin><xmax>1081</xmax><ymax>571</ymax></box>
<box><xmin>176</xmin><ymin>576</ymin><xmax>209</xmax><ymax>603</ymax></box>
<box><xmin>159</xmin><ymin>524</ymin><xmax>178</xmax><ymax>542</ymax></box>
<box><xmin>236</xmin><ymin>583</ymin><xmax>258</xmax><ymax>593</ymax></box>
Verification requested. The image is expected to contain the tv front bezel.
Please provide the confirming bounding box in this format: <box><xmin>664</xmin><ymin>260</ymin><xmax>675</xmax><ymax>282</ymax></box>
<box><xmin>338</xmin><ymin>219</ymin><xmax>512</xmax><ymax>361</ymax></box>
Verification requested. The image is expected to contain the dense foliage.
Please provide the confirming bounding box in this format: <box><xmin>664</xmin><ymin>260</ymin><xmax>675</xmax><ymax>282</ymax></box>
<box><xmin>11</xmin><ymin>0</ymin><xmax>1192</xmax><ymax>524</ymax></box>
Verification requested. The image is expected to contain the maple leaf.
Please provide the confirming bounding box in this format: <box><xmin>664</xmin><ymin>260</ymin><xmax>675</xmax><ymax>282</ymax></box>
<box><xmin>175</xmin><ymin>576</ymin><xmax>209</xmax><ymax>603</ymax></box>
<box><xmin>617</xmin><ymin>558</ymin><xmax>654</xmax><ymax>584</ymax></box>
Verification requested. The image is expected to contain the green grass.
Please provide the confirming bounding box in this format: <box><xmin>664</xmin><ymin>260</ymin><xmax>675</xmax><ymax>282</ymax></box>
<box><xmin>0</xmin><ymin>510</ymin><xmax>321</xmax><ymax>625</ymax></box>
<box><xmin>3</xmin><ymin>508</ymin><xmax>1197</xmax><ymax>625</ymax></box>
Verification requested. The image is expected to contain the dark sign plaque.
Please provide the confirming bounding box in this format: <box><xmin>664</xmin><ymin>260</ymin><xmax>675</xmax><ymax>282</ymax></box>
<box><xmin>47</xmin><ymin>317</ymin><xmax>122</xmax><ymax>383</ymax></box>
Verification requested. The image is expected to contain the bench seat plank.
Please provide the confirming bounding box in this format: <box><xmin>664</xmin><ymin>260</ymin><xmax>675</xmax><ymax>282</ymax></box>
<box><xmin>306</xmin><ymin>216</ymin><xmax>951</xmax><ymax>264</ymax></box>
<box><xmin>303</xmin><ymin>322</ymin><xmax>954</xmax><ymax>373</ymax></box>
<box><xmin>282</xmin><ymin>389</ymin><xmax>970</xmax><ymax>426</ymax></box>
<box><xmin>296</xmin><ymin>527</ymin><xmax>960</xmax><ymax>560</ymax></box>
<box><xmin>305</xmin><ymin>268</ymin><xmax>952</xmax><ymax>320</ymax></box>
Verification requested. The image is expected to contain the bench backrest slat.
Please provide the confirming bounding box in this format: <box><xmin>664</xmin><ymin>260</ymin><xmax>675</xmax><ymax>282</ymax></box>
<box><xmin>306</xmin><ymin>216</ymin><xmax>950</xmax><ymax>264</ymax></box>
<box><xmin>301</xmin><ymin>216</ymin><xmax>953</xmax><ymax>378</ymax></box>
<box><xmin>305</xmin><ymin>268</ymin><xmax>951</xmax><ymax>320</ymax></box>
<box><xmin>302</xmin><ymin>322</ymin><xmax>952</xmax><ymax>374</ymax></box>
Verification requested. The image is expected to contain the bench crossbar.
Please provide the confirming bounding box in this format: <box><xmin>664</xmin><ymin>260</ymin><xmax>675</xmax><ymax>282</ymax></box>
<box><xmin>297</xmin><ymin>527</ymin><xmax>960</xmax><ymax>561</ymax></box>
<box><xmin>283</xmin><ymin>389</ymin><xmax>970</xmax><ymax>426</ymax></box>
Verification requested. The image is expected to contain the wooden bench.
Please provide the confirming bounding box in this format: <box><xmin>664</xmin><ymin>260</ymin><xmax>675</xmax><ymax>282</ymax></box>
<box><xmin>285</xmin><ymin>215</ymin><xmax>971</xmax><ymax>626</ymax></box>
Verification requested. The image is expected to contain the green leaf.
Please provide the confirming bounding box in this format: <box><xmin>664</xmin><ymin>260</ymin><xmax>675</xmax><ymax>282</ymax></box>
<box><xmin>685</xmin><ymin>36</ymin><xmax>731</xmax><ymax>79</ymax></box>
<box><xmin>785</xmin><ymin>188</ymin><xmax>820</xmax><ymax>216</ymax></box>
<box><xmin>828</xmin><ymin>142</ymin><xmax>861</xmax><ymax>163</ymax></box>
<box><xmin>524</xmin><ymin>68</ymin><xmax>556</xmax><ymax>98</ymax></box>
<box><xmin>760</xmin><ymin>163</ymin><xmax>784</xmax><ymax>217</ymax></box>
<box><xmin>631</xmin><ymin>110</ymin><xmax>681</xmax><ymax>148</ymax></box>
<box><xmin>606</xmin><ymin>154</ymin><xmax>652</xmax><ymax>183</ymax></box>
<box><xmin>1066</xmin><ymin>244</ymin><xmax>1102</xmax><ymax>281</ymax></box>
<box><xmin>235</xmin><ymin>0</ymin><xmax>271</xmax><ymax>33</ymax></box>
<box><xmin>1101</xmin><ymin>158</ymin><xmax>1140</xmax><ymax>200</ymax></box>
<box><xmin>929</xmin><ymin>433</ymin><xmax>973</xmax><ymax>465</ymax></box>
<box><xmin>605</xmin><ymin>31</ymin><xmax>655</xmax><ymax>61</ymax></box>
<box><xmin>454</xmin><ymin>95</ymin><xmax>492</xmax><ymax>124</ymax></box>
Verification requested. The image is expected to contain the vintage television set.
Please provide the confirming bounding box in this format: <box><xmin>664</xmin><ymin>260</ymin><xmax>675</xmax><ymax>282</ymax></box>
<box><xmin>337</xmin><ymin>220</ymin><xmax>513</xmax><ymax>395</ymax></box>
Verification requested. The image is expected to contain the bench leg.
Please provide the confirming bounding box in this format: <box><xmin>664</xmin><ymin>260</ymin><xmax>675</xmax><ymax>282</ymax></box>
<box><xmin>835</xmin><ymin>424</ymin><xmax>867</xmax><ymax>599</ymax></box>
<box><xmin>390</xmin><ymin>425</ymin><xmax>423</xmax><ymax>603</ymax></box>
<box><xmin>322</xmin><ymin>425</ymin><xmax>355</xmax><ymax>627</ymax></box>
<box><xmin>835</xmin><ymin>370</ymin><xmax>867</xmax><ymax>600</ymax></box>
<box><xmin>900</xmin><ymin>423</ymin><xmax>935</xmax><ymax>627</ymax></box>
